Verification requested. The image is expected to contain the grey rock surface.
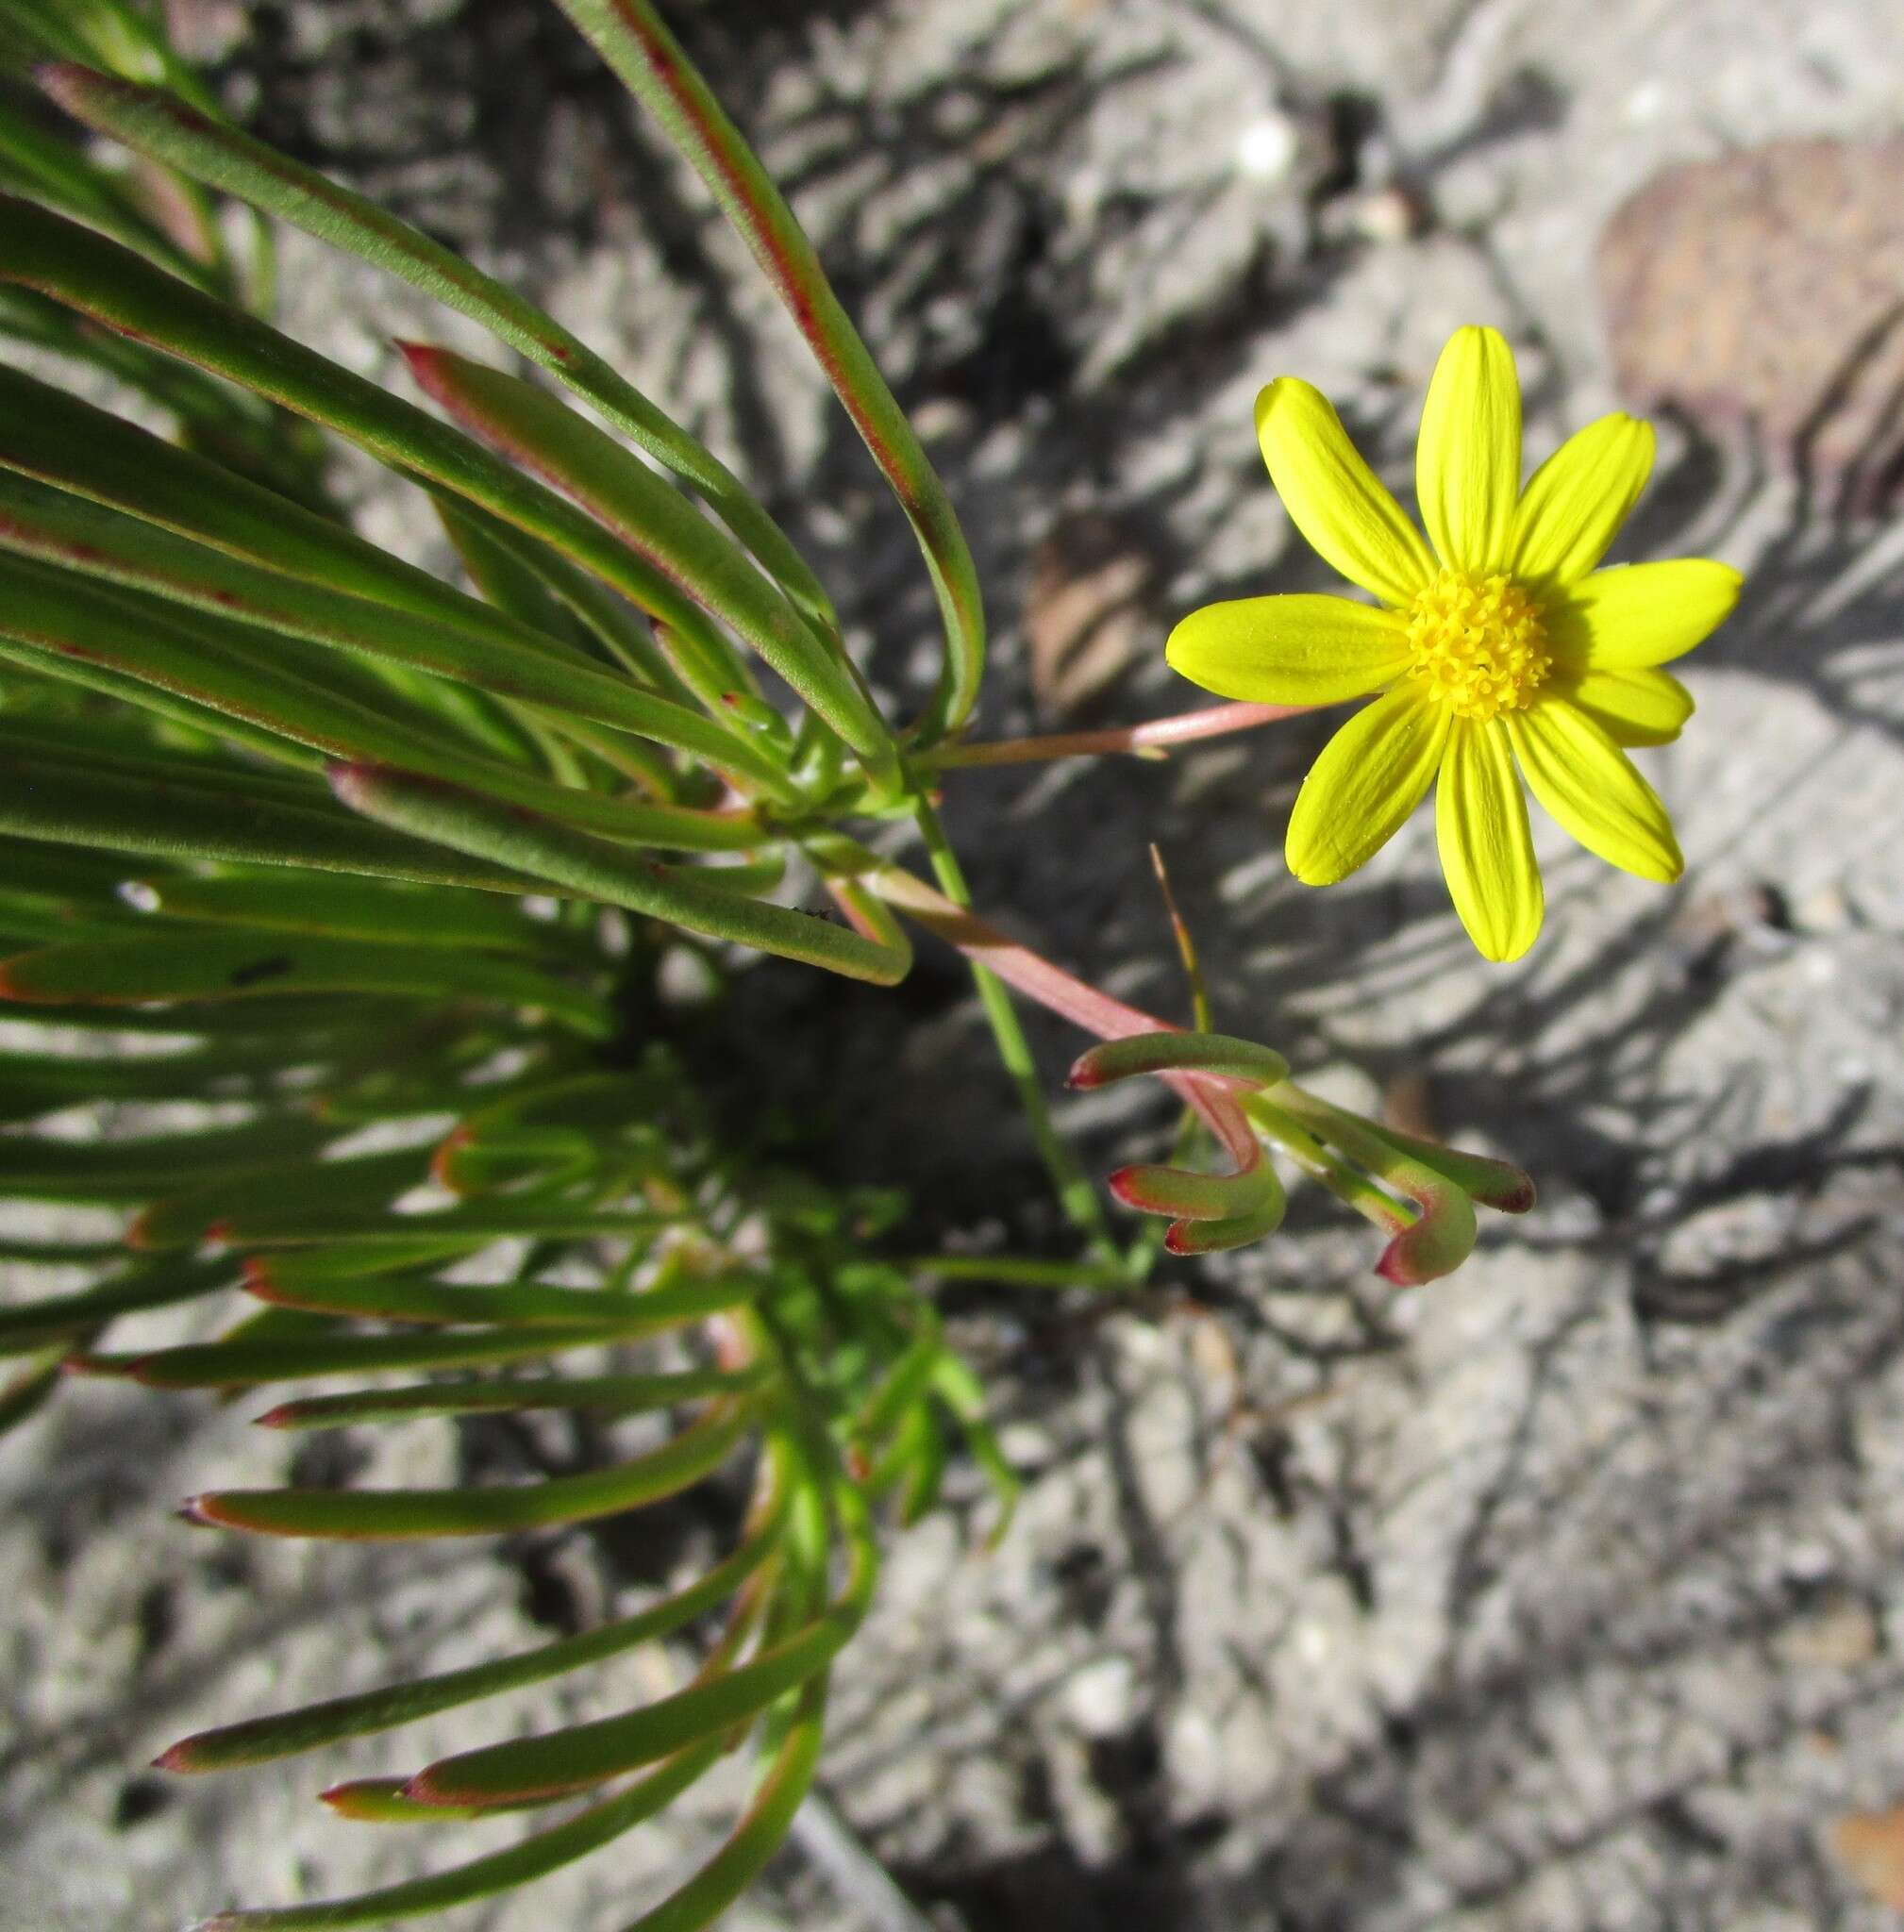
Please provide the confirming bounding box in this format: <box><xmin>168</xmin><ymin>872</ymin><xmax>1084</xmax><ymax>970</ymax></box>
<box><xmin>8</xmin><ymin>0</ymin><xmax>1904</xmax><ymax>1927</ymax></box>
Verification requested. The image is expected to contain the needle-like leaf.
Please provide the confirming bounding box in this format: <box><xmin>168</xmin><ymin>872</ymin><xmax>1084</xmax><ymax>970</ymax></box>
<box><xmin>185</xmin><ymin>1397</ymin><xmax>754</xmax><ymax>1539</ymax></box>
<box><xmin>255</xmin><ymin>1365</ymin><xmax>769</xmax><ymax>1432</ymax></box>
<box><xmin>124</xmin><ymin>873</ymin><xmax>569</xmax><ymax>956</ymax></box>
<box><xmin>38</xmin><ymin>61</ymin><xmax>840</xmax><ymax>635</ymax></box>
<box><xmin>242</xmin><ymin>1266</ymin><xmax>755</xmax><ymax>1331</ymax></box>
<box><xmin>76</xmin><ymin>1322</ymin><xmax>663</xmax><ymax>1390</ymax></box>
<box><xmin>0</xmin><ymin>198</ymin><xmax>774</xmax><ymax>716</ymax></box>
<box><xmin>0</xmin><ymin>551</ymin><xmax>767</xmax><ymax>853</ymax></box>
<box><xmin>0</xmin><ymin>1258</ymin><xmax>232</xmax><ymax>1356</ymax></box>
<box><xmin>399</xmin><ymin>343</ymin><xmax>897</xmax><ymax>790</ymax></box>
<box><xmin>160</xmin><ymin>1484</ymin><xmax>786</xmax><ymax>1769</ymax></box>
<box><xmin>331</xmin><ymin>761</ymin><xmax>911</xmax><ymax>986</ymax></box>
<box><xmin>0</xmin><ymin>930</ymin><xmax>614</xmax><ymax>1039</ymax></box>
<box><xmin>190</xmin><ymin>1744</ymin><xmax>723</xmax><ymax>1929</ymax></box>
<box><xmin>547</xmin><ymin>0</ymin><xmax>986</xmax><ymax>743</ymax></box>
<box><xmin>0</xmin><ymin>468</ymin><xmax>804</xmax><ymax>802</ymax></box>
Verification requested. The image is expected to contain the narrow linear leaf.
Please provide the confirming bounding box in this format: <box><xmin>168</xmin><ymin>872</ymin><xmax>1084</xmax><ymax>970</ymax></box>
<box><xmin>185</xmin><ymin>1396</ymin><xmax>754</xmax><ymax>1539</ymax></box>
<box><xmin>331</xmin><ymin>761</ymin><xmax>909</xmax><ymax>986</ymax></box>
<box><xmin>0</xmin><ymin>200</ymin><xmax>771</xmax><ymax>719</ymax></box>
<box><xmin>625</xmin><ymin>1676</ymin><xmax>828</xmax><ymax>1932</ymax></box>
<box><xmin>0</xmin><ymin>1257</ymin><xmax>232</xmax><ymax>1355</ymax></box>
<box><xmin>0</xmin><ymin>469</ymin><xmax>804</xmax><ymax>802</ymax></box>
<box><xmin>0</xmin><ymin>551</ymin><xmax>765</xmax><ymax>853</ymax></box>
<box><xmin>0</xmin><ymin>930</ymin><xmax>614</xmax><ymax>1040</ymax></box>
<box><xmin>191</xmin><ymin>1743</ymin><xmax>722</xmax><ymax>1930</ymax></box>
<box><xmin>548</xmin><ymin>0</ymin><xmax>986</xmax><ymax>742</ymax></box>
<box><xmin>0</xmin><ymin>362</ymin><xmax>681</xmax><ymax>690</ymax></box>
<box><xmin>1</xmin><ymin>0</ymin><xmax>220</xmax><ymax>114</ymax></box>
<box><xmin>256</xmin><ymin>1364</ymin><xmax>770</xmax><ymax>1432</ymax></box>
<box><xmin>0</xmin><ymin>883</ymin><xmax>128</xmax><ymax>947</ymax></box>
<box><xmin>435</xmin><ymin>496</ymin><xmax>698</xmax><ymax>711</ymax></box>
<box><xmin>0</xmin><ymin>1115</ymin><xmax>327</xmax><ymax>1204</ymax></box>
<box><xmin>160</xmin><ymin>1492</ymin><xmax>785</xmax><ymax>1768</ymax></box>
<box><xmin>40</xmin><ymin>62</ymin><xmax>840</xmax><ymax>634</ymax></box>
<box><xmin>0</xmin><ymin>1040</ymin><xmax>292</xmax><ymax>1112</ymax></box>
<box><xmin>129</xmin><ymin>1147</ymin><xmax>432</xmax><ymax>1254</ymax></box>
<box><xmin>317</xmin><ymin>1777</ymin><xmax>556</xmax><ymax>1822</ymax></box>
<box><xmin>407</xmin><ymin>1607</ymin><xmax>842</xmax><ymax>1805</ymax></box>
<box><xmin>212</xmin><ymin>1202</ymin><xmax>674</xmax><ymax>1250</ymax></box>
<box><xmin>401</xmin><ymin>344</ymin><xmax>895</xmax><ymax>786</ymax></box>
<box><xmin>125</xmin><ymin>873</ymin><xmax>562</xmax><ymax>956</ymax></box>
<box><xmin>0</xmin><ymin>630</ymin><xmax>320</xmax><ymax>773</ymax></box>
<box><xmin>243</xmin><ymin>1265</ymin><xmax>755</xmax><ymax>1331</ymax></box>
<box><xmin>0</xmin><ymin>733</ymin><xmax>609</xmax><ymax>894</ymax></box>
<box><xmin>75</xmin><ymin>1321</ymin><xmax>670</xmax><ymax>1391</ymax></box>
<box><xmin>0</xmin><ymin>1237</ymin><xmax>129</xmax><ymax>1264</ymax></box>
<box><xmin>0</xmin><ymin>989</ymin><xmax>414</xmax><ymax>1038</ymax></box>
<box><xmin>0</xmin><ymin>93</ymin><xmax>219</xmax><ymax>291</ymax></box>
<box><xmin>0</xmin><ymin>286</ymin><xmax>288</xmax><ymax>465</ymax></box>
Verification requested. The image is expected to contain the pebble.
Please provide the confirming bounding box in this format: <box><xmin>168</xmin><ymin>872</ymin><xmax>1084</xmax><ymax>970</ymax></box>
<box><xmin>1600</xmin><ymin>139</ymin><xmax>1904</xmax><ymax>510</ymax></box>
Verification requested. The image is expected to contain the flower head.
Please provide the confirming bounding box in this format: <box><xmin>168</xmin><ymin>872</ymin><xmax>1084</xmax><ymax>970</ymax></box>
<box><xmin>1165</xmin><ymin>327</ymin><xmax>1741</xmax><ymax>960</ymax></box>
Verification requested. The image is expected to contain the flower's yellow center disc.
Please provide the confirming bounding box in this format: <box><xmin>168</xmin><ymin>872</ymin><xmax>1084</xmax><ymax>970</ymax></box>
<box><xmin>1404</xmin><ymin>571</ymin><xmax>1550</xmax><ymax>723</ymax></box>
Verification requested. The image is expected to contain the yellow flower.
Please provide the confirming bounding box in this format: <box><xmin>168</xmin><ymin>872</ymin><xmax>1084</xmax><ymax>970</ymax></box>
<box><xmin>1165</xmin><ymin>326</ymin><xmax>1741</xmax><ymax>962</ymax></box>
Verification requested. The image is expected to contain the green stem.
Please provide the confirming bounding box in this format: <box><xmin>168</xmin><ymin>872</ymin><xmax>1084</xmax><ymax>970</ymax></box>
<box><xmin>894</xmin><ymin>1255</ymin><xmax>1135</xmax><ymax>1291</ymax></box>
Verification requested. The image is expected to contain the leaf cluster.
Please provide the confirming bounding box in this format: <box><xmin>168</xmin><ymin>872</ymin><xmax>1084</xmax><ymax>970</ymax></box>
<box><xmin>0</xmin><ymin>5</ymin><xmax>1007</xmax><ymax>1923</ymax></box>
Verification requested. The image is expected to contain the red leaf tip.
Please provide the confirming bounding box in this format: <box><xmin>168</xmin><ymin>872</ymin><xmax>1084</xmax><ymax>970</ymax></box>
<box><xmin>319</xmin><ymin>1779</ymin><xmax>393</xmax><ymax>1815</ymax></box>
<box><xmin>396</xmin><ymin>1770</ymin><xmax>465</xmax><ymax>1808</ymax></box>
<box><xmin>1105</xmin><ymin>1167</ymin><xmax>1146</xmax><ymax>1208</ymax></box>
<box><xmin>1491</xmin><ymin>1176</ymin><xmax>1538</xmax><ymax>1215</ymax></box>
<box><xmin>430</xmin><ymin>1124</ymin><xmax>474</xmax><ymax>1193</ymax></box>
<box><xmin>31</xmin><ymin>61</ymin><xmax>106</xmax><ymax>113</ymax></box>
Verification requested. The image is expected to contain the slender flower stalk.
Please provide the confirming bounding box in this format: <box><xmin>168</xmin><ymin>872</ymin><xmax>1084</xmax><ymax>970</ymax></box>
<box><xmin>926</xmin><ymin>700</ymin><xmax>1306</xmax><ymax>769</ymax></box>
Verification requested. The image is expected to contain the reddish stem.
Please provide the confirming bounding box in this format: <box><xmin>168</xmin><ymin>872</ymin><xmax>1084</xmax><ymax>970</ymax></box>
<box><xmin>870</xmin><ymin>866</ymin><xmax>1257</xmax><ymax>1165</ymax></box>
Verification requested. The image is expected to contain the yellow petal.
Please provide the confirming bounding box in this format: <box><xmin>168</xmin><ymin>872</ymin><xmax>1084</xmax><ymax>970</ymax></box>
<box><xmin>1562</xmin><ymin>666</ymin><xmax>1694</xmax><ymax>746</ymax></box>
<box><xmin>1256</xmin><ymin>378</ymin><xmax>1436</xmax><ymax>608</ymax></box>
<box><xmin>1165</xmin><ymin>594</ymin><xmax>1411</xmax><ymax>706</ymax></box>
<box><xmin>1507</xmin><ymin>695</ymin><xmax>1682</xmax><ymax>882</ymax></box>
<box><xmin>1435</xmin><ymin>716</ymin><xmax>1543</xmax><ymax>961</ymax></box>
<box><xmin>1545</xmin><ymin>559</ymin><xmax>1742</xmax><ymax>670</ymax></box>
<box><xmin>1286</xmin><ymin>684</ymin><xmax>1450</xmax><ymax>886</ymax></box>
<box><xmin>1508</xmin><ymin>413</ymin><xmax>1655</xmax><ymax>588</ymax></box>
<box><xmin>1415</xmin><ymin>325</ymin><xmax>1522</xmax><ymax>575</ymax></box>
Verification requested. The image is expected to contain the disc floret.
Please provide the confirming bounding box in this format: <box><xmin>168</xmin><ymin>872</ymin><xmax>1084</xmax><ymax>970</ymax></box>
<box><xmin>1405</xmin><ymin>570</ymin><xmax>1549</xmax><ymax>722</ymax></box>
